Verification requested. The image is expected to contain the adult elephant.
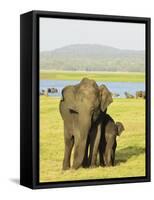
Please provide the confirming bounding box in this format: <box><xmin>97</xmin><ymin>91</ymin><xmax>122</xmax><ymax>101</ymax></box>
<box><xmin>59</xmin><ymin>78</ymin><xmax>113</xmax><ymax>170</ymax></box>
<box><xmin>136</xmin><ymin>91</ymin><xmax>145</xmax><ymax>99</ymax></box>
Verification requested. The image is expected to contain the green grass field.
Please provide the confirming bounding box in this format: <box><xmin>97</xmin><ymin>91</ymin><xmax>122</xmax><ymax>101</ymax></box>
<box><xmin>40</xmin><ymin>97</ymin><xmax>145</xmax><ymax>182</ymax></box>
<box><xmin>40</xmin><ymin>71</ymin><xmax>145</xmax><ymax>82</ymax></box>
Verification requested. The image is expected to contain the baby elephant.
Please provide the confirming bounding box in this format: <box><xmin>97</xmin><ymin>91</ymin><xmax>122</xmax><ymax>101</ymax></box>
<box><xmin>88</xmin><ymin>113</ymin><xmax>125</xmax><ymax>167</ymax></box>
<box><xmin>101</xmin><ymin>115</ymin><xmax>125</xmax><ymax>166</ymax></box>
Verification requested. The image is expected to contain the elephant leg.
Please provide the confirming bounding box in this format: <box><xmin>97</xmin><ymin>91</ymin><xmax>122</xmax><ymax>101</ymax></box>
<box><xmin>104</xmin><ymin>148</ymin><xmax>112</xmax><ymax>166</ymax></box>
<box><xmin>104</xmin><ymin>139</ymin><xmax>114</xmax><ymax>166</ymax></box>
<box><xmin>111</xmin><ymin>142</ymin><xmax>117</xmax><ymax>166</ymax></box>
<box><xmin>63</xmin><ymin>125</ymin><xmax>74</xmax><ymax>170</ymax></box>
<box><xmin>72</xmin><ymin>116</ymin><xmax>91</xmax><ymax>169</ymax></box>
<box><xmin>99</xmin><ymin>133</ymin><xmax>105</xmax><ymax>166</ymax></box>
<box><xmin>63</xmin><ymin>136</ymin><xmax>74</xmax><ymax>170</ymax></box>
<box><xmin>82</xmin><ymin>134</ymin><xmax>90</xmax><ymax>168</ymax></box>
<box><xmin>111</xmin><ymin>150</ymin><xmax>115</xmax><ymax>166</ymax></box>
<box><xmin>72</xmin><ymin>135</ymin><xmax>87</xmax><ymax>169</ymax></box>
<box><xmin>99</xmin><ymin>147</ymin><xmax>104</xmax><ymax>166</ymax></box>
<box><xmin>88</xmin><ymin>130</ymin><xmax>94</xmax><ymax>167</ymax></box>
<box><xmin>91</xmin><ymin>124</ymin><xmax>101</xmax><ymax>166</ymax></box>
<box><xmin>73</xmin><ymin>124</ymin><xmax>90</xmax><ymax>169</ymax></box>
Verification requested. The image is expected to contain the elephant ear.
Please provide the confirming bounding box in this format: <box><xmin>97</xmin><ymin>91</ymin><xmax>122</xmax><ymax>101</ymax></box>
<box><xmin>99</xmin><ymin>84</ymin><xmax>113</xmax><ymax>112</ymax></box>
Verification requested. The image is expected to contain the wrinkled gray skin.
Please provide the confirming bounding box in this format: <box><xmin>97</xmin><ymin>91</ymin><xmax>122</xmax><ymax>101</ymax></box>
<box><xmin>82</xmin><ymin>85</ymin><xmax>113</xmax><ymax>168</ymax></box>
<box><xmin>88</xmin><ymin>113</ymin><xmax>124</xmax><ymax>167</ymax></box>
<box><xmin>59</xmin><ymin>78</ymin><xmax>113</xmax><ymax>170</ymax></box>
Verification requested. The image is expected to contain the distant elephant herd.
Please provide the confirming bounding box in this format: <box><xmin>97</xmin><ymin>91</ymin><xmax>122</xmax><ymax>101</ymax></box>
<box><xmin>40</xmin><ymin>87</ymin><xmax>58</xmax><ymax>96</ymax></box>
<box><xmin>59</xmin><ymin>78</ymin><xmax>125</xmax><ymax>170</ymax></box>
<box><xmin>40</xmin><ymin>87</ymin><xmax>145</xmax><ymax>99</ymax></box>
<box><xmin>124</xmin><ymin>91</ymin><xmax>145</xmax><ymax>99</ymax></box>
<box><xmin>112</xmin><ymin>91</ymin><xmax>145</xmax><ymax>98</ymax></box>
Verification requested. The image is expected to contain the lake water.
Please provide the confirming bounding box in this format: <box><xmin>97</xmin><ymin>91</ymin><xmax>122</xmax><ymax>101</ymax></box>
<box><xmin>40</xmin><ymin>80</ymin><xmax>145</xmax><ymax>98</ymax></box>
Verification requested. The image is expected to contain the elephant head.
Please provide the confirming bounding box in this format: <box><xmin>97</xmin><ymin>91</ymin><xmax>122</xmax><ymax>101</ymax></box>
<box><xmin>61</xmin><ymin>78</ymin><xmax>100</xmax><ymax>114</ymax></box>
<box><xmin>115</xmin><ymin>122</ymin><xmax>125</xmax><ymax>136</ymax></box>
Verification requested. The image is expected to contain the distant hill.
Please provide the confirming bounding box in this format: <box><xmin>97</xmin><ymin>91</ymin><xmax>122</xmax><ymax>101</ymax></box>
<box><xmin>40</xmin><ymin>44</ymin><xmax>145</xmax><ymax>72</ymax></box>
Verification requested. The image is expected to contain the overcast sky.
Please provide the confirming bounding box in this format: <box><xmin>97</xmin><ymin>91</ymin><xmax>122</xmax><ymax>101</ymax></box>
<box><xmin>40</xmin><ymin>17</ymin><xmax>145</xmax><ymax>52</ymax></box>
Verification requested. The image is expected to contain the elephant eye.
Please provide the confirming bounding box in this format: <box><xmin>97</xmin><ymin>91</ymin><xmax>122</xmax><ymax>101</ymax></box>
<box><xmin>69</xmin><ymin>109</ymin><xmax>78</xmax><ymax>114</ymax></box>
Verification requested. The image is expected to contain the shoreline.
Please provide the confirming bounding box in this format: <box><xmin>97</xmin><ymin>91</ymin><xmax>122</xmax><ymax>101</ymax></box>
<box><xmin>40</xmin><ymin>71</ymin><xmax>145</xmax><ymax>82</ymax></box>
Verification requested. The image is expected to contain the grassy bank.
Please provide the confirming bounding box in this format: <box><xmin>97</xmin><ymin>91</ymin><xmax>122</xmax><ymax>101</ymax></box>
<box><xmin>40</xmin><ymin>97</ymin><xmax>145</xmax><ymax>182</ymax></box>
<box><xmin>40</xmin><ymin>71</ymin><xmax>145</xmax><ymax>82</ymax></box>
